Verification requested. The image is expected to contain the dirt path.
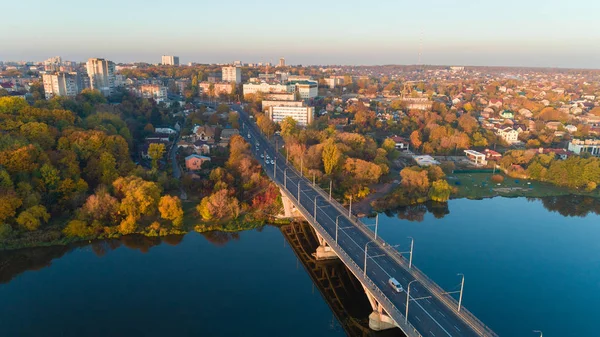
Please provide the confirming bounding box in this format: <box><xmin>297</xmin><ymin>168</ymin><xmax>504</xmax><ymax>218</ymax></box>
<box><xmin>353</xmin><ymin>180</ymin><xmax>399</xmax><ymax>215</ymax></box>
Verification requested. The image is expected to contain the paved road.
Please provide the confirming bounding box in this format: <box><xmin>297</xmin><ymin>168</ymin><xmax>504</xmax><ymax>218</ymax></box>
<box><xmin>231</xmin><ymin>104</ymin><xmax>496</xmax><ymax>337</ymax></box>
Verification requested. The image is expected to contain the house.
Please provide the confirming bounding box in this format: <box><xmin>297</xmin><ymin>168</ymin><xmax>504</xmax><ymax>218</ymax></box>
<box><xmin>484</xmin><ymin>149</ymin><xmax>502</xmax><ymax>160</ymax></box>
<box><xmin>389</xmin><ymin>135</ymin><xmax>410</xmax><ymax>150</ymax></box>
<box><xmin>413</xmin><ymin>155</ymin><xmax>440</xmax><ymax>167</ymax></box>
<box><xmin>185</xmin><ymin>154</ymin><xmax>211</xmax><ymax>171</ymax></box>
<box><xmin>500</xmin><ymin>110</ymin><xmax>514</xmax><ymax>119</ymax></box>
<box><xmin>220</xmin><ymin>128</ymin><xmax>240</xmax><ymax>143</ymax></box>
<box><xmin>545</xmin><ymin>121</ymin><xmax>563</xmax><ymax>131</ymax></box>
<box><xmin>496</xmin><ymin>127</ymin><xmax>520</xmax><ymax>144</ymax></box>
<box><xmin>155</xmin><ymin>127</ymin><xmax>177</xmax><ymax>135</ymax></box>
<box><xmin>193</xmin><ymin>125</ymin><xmax>216</xmax><ymax>143</ymax></box>
<box><xmin>518</xmin><ymin>108</ymin><xmax>533</xmax><ymax>118</ymax></box>
<box><xmin>488</xmin><ymin>99</ymin><xmax>503</xmax><ymax>109</ymax></box>
<box><xmin>565</xmin><ymin>125</ymin><xmax>578</xmax><ymax>133</ymax></box>
<box><xmin>464</xmin><ymin>150</ymin><xmax>487</xmax><ymax>166</ymax></box>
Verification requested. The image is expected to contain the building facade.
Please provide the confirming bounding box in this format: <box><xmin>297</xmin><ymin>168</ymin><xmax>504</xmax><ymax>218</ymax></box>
<box><xmin>496</xmin><ymin>127</ymin><xmax>520</xmax><ymax>144</ymax></box>
<box><xmin>137</xmin><ymin>84</ymin><xmax>167</xmax><ymax>103</ymax></box>
<box><xmin>568</xmin><ymin>139</ymin><xmax>600</xmax><ymax>157</ymax></box>
<box><xmin>86</xmin><ymin>58</ymin><xmax>116</xmax><ymax>96</ymax></box>
<box><xmin>42</xmin><ymin>72</ymin><xmax>80</xmax><ymax>99</ymax></box>
<box><xmin>243</xmin><ymin>82</ymin><xmax>290</xmax><ymax>96</ymax></box>
<box><xmin>222</xmin><ymin>66</ymin><xmax>241</xmax><ymax>83</ymax></box>
<box><xmin>267</xmin><ymin>106</ymin><xmax>314</xmax><ymax>126</ymax></box>
<box><xmin>161</xmin><ymin>55</ymin><xmax>179</xmax><ymax>66</ymax></box>
<box><xmin>261</xmin><ymin>100</ymin><xmax>304</xmax><ymax>111</ymax></box>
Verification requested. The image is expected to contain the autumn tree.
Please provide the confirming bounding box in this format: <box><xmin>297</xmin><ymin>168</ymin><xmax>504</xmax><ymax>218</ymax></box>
<box><xmin>113</xmin><ymin>176</ymin><xmax>161</xmax><ymax>221</ymax></box>
<box><xmin>280</xmin><ymin>116</ymin><xmax>298</xmax><ymax>138</ymax></box>
<box><xmin>400</xmin><ymin>167</ymin><xmax>430</xmax><ymax>195</ymax></box>
<box><xmin>410</xmin><ymin>131</ymin><xmax>422</xmax><ymax>151</ymax></box>
<box><xmin>148</xmin><ymin>143</ymin><xmax>166</xmax><ymax>170</ymax></box>
<box><xmin>16</xmin><ymin>205</ymin><xmax>50</xmax><ymax>231</ymax></box>
<box><xmin>322</xmin><ymin>139</ymin><xmax>341</xmax><ymax>175</ymax></box>
<box><xmin>196</xmin><ymin>189</ymin><xmax>241</xmax><ymax>220</ymax></box>
<box><xmin>158</xmin><ymin>195</ymin><xmax>184</xmax><ymax>228</ymax></box>
<box><xmin>428</xmin><ymin>180</ymin><xmax>453</xmax><ymax>202</ymax></box>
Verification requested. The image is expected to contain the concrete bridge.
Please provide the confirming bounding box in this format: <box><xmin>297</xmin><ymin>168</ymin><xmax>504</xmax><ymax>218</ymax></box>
<box><xmin>232</xmin><ymin>103</ymin><xmax>498</xmax><ymax>337</ymax></box>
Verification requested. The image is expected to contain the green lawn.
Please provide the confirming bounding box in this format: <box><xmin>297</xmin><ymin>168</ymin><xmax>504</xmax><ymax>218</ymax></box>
<box><xmin>448</xmin><ymin>172</ymin><xmax>600</xmax><ymax>200</ymax></box>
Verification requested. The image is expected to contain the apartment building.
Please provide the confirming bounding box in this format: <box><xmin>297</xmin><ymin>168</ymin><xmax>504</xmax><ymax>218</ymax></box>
<box><xmin>161</xmin><ymin>55</ymin><xmax>179</xmax><ymax>66</ymax></box>
<box><xmin>266</xmin><ymin>106</ymin><xmax>314</xmax><ymax>126</ymax></box>
<box><xmin>222</xmin><ymin>66</ymin><xmax>241</xmax><ymax>84</ymax></box>
<box><xmin>42</xmin><ymin>72</ymin><xmax>81</xmax><ymax>99</ymax></box>
<box><xmin>86</xmin><ymin>58</ymin><xmax>116</xmax><ymax>96</ymax></box>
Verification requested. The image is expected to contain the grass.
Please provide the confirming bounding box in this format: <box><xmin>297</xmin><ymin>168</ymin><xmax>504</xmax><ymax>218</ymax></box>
<box><xmin>448</xmin><ymin>172</ymin><xmax>600</xmax><ymax>200</ymax></box>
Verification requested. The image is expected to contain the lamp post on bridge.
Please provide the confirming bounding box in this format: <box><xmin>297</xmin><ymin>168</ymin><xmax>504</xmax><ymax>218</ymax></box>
<box><xmin>408</xmin><ymin>237</ymin><xmax>414</xmax><ymax>269</ymax></box>
<box><xmin>274</xmin><ymin>157</ymin><xmax>277</xmax><ymax>180</ymax></box>
<box><xmin>457</xmin><ymin>273</ymin><xmax>465</xmax><ymax>312</ymax></box>
<box><xmin>348</xmin><ymin>196</ymin><xmax>353</xmax><ymax>217</ymax></box>
<box><xmin>363</xmin><ymin>241</ymin><xmax>375</xmax><ymax>277</ymax></box>
<box><xmin>405</xmin><ymin>280</ymin><xmax>418</xmax><ymax>324</ymax></box>
<box><xmin>533</xmin><ymin>330</ymin><xmax>543</xmax><ymax>337</ymax></box>
<box><xmin>284</xmin><ymin>168</ymin><xmax>289</xmax><ymax>189</ymax></box>
<box><xmin>297</xmin><ymin>181</ymin><xmax>301</xmax><ymax>202</ymax></box>
<box><xmin>329</xmin><ymin>180</ymin><xmax>332</xmax><ymax>201</ymax></box>
<box><xmin>374</xmin><ymin>214</ymin><xmax>379</xmax><ymax>241</ymax></box>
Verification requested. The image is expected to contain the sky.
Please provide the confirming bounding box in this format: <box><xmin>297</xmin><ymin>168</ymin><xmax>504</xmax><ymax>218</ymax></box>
<box><xmin>2</xmin><ymin>0</ymin><xmax>599</xmax><ymax>68</ymax></box>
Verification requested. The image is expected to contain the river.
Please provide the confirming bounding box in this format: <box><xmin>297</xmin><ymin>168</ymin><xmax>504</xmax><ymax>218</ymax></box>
<box><xmin>1</xmin><ymin>196</ymin><xmax>599</xmax><ymax>337</ymax></box>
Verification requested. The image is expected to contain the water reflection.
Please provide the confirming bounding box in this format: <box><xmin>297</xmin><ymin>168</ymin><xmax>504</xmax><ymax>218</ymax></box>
<box><xmin>0</xmin><ymin>234</ymin><xmax>185</xmax><ymax>284</ymax></box>
<box><xmin>383</xmin><ymin>202</ymin><xmax>450</xmax><ymax>222</ymax></box>
<box><xmin>281</xmin><ymin>222</ymin><xmax>403</xmax><ymax>337</ymax></box>
<box><xmin>535</xmin><ymin>195</ymin><xmax>600</xmax><ymax>217</ymax></box>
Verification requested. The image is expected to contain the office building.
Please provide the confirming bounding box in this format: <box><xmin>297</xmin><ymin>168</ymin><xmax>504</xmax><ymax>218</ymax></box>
<box><xmin>261</xmin><ymin>100</ymin><xmax>304</xmax><ymax>112</ymax></box>
<box><xmin>222</xmin><ymin>66</ymin><xmax>242</xmax><ymax>84</ymax></box>
<box><xmin>42</xmin><ymin>72</ymin><xmax>81</xmax><ymax>99</ymax></box>
<box><xmin>86</xmin><ymin>58</ymin><xmax>116</xmax><ymax>96</ymax></box>
<box><xmin>289</xmin><ymin>80</ymin><xmax>318</xmax><ymax>99</ymax></box>
<box><xmin>243</xmin><ymin>82</ymin><xmax>290</xmax><ymax>96</ymax></box>
<box><xmin>279</xmin><ymin>57</ymin><xmax>285</xmax><ymax>67</ymax></box>
<box><xmin>568</xmin><ymin>139</ymin><xmax>600</xmax><ymax>157</ymax></box>
<box><xmin>161</xmin><ymin>55</ymin><xmax>179</xmax><ymax>66</ymax></box>
<box><xmin>266</xmin><ymin>106</ymin><xmax>314</xmax><ymax>126</ymax></box>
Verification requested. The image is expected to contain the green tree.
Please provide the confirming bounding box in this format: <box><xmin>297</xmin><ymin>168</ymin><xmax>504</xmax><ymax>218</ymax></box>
<box><xmin>0</xmin><ymin>193</ymin><xmax>22</xmax><ymax>223</ymax></box>
<box><xmin>428</xmin><ymin>179</ymin><xmax>453</xmax><ymax>202</ymax></box>
<box><xmin>148</xmin><ymin>143</ymin><xmax>166</xmax><ymax>170</ymax></box>
<box><xmin>280</xmin><ymin>117</ymin><xmax>298</xmax><ymax>138</ymax></box>
<box><xmin>322</xmin><ymin>139</ymin><xmax>341</xmax><ymax>175</ymax></box>
<box><xmin>16</xmin><ymin>205</ymin><xmax>50</xmax><ymax>231</ymax></box>
<box><xmin>99</xmin><ymin>152</ymin><xmax>118</xmax><ymax>185</ymax></box>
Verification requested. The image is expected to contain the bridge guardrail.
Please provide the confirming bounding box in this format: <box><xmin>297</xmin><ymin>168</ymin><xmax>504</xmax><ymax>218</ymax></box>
<box><xmin>276</xmin><ymin>181</ymin><xmax>422</xmax><ymax>337</ymax></box>
<box><xmin>244</xmin><ymin>112</ymin><xmax>497</xmax><ymax>337</ymax></box>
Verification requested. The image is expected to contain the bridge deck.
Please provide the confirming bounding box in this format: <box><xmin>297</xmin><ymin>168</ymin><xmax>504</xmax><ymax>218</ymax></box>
<box><xmin>236</xmin><ymin>106</ymin><xmax>498</xmax><ymax>337</ymax></box>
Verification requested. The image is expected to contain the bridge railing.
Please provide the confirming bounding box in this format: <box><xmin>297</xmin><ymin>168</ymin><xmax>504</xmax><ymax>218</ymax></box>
<box><xmin>245</xmin><ymin>113</ymin><xmax>497</xmax><ymax>337</ymax></box>
<box><xmin>276</xmin><ymin>181</ymin><xmax>422</xmax><ymax>337</ymax></box>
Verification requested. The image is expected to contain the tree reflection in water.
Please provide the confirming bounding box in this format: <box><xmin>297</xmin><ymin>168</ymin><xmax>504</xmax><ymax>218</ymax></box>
<box><xmin>535</xmin><ymin>195</ymin><xmax>600</xmax><ymax>218</ymax></box>
<box><xmin>0</xmin><ymin>234</ymin><xmax>186</xmax><ymax>284</ymax></box>
<box><xmin>384</xmin><ymin>202</ymin><xmax>450</xmax><ymax>222</ymax></box>
<box><xmin>200</xmin><ymin>231</ymin><xmax>240</xmax><ymax>246</ymax></box>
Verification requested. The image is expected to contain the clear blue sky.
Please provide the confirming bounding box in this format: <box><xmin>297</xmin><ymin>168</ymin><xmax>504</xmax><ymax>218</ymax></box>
<box><xmin>2</xmin><ymin>0</ymin><xmax>599</xmax><ymax>68</ymax></box>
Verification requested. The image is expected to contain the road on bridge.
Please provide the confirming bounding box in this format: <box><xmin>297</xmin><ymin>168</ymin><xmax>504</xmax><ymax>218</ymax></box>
<box><xmin>226</xmin><ymin>102</ymin><xmax>496</xmax><ymax>337</ymax></box>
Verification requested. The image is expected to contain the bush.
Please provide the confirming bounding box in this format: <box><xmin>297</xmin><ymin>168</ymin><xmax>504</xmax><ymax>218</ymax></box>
<box><xmin>0</xmin><ymin>223</ymin><xmax>13</xmax><ymax>239</ymax></box>
<box><xmin>63</xmin><ymin>220</ymin><xmax>93</xmax><ymax>238</ymax></box>
<box><xmin>491</xmin><ymin>174</ymin><xmax>504</xmax><ymax>184</ymax></box>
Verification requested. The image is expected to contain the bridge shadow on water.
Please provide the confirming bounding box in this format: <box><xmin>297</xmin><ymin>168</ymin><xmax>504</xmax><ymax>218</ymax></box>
<box><xmin>281</xmin><ymin>222</ymin><xmax>405</xmax><ymax>337</ymax></box>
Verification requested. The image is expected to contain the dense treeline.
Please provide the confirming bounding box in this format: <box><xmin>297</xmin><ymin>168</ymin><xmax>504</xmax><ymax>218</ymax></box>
<box><xmin>0</xmin><ymin>89</ymin><xmax>183</xmax><ymax>248</ymax></box>
<box><xmin>500</xmin><ymin>150</ymin><xmax>600</xmax><ymax>191</ymax></box>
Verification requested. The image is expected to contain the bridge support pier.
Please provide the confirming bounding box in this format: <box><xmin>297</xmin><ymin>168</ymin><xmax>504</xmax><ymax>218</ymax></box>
<box><xmin>279</xmin><ymin>189</ymin><xmax>302</xmax><ymax>218</ymax></box>
<box><xmin>363</xmin><ymin>285</ymin><xmax>397</xmax><ymax>331</ymax></box>
<box><xmin>313</xmin><ymin>233</ymin><xmax>338</xmax><ymax>260</ymax></box>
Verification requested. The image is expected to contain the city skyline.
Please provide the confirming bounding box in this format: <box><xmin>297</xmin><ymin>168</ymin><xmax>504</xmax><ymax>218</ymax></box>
<box><xmin>2</xmin><ymin>0</ymin><xmax>599</xmax><ymax>68</ymax></box>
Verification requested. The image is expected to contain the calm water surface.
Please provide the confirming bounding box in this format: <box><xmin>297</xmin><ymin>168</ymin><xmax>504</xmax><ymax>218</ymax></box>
<box><xmin>1</xmin><ymin>197</ymin><xmax>599</xmax><ymax>337</ymax></box>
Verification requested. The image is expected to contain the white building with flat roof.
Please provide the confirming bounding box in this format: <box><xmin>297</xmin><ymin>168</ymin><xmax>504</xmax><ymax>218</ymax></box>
<box><xmin>222</xmin><ymin>66</ymin><xmax>242</xmax><ymax>84</ymax></box>
<box><xmin>261</xmin><ymin>100</ymin><xmax>304</xmax><ymax>111</ymax></box>
<box><xmin>161</xmin><ymin>55</ymin><xmax>179</xmax><ymax>66</ymax></box>
<box><xmin>267</xmin><ymin>106</ymin><xmax>314</xmax><ymax>126</ymax></box>
<box><xmin>243</xmin><ymin>82</ymin><xmax>290</xmax><ymax>96</ymax></box>
<box><xmin>86</xmin><ymin>58</ymin><xmax>116</xmax><ymax>96</ymax></box>
<box><xmin>568</xmin><ymin>139</ymin><xmax>600</xmax><ymax>157</ymax></box>
<box><xmin>42</xmin><ymin>72</ymin><xmax>80</xmax><ymax>99</ymax></box>
<box><xmin>290</xmin><ymin>81</ymin><xmax>318</xmax><ymax>99</ymax></box>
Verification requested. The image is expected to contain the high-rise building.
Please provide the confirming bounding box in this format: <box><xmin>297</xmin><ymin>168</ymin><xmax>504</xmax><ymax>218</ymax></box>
<box><xmin>86</xmin><ymin>58</ymin><xmax>116</xmax><ymax>96</ymax></box>
<box><xmin>266</xmin><ymin>106</ymin><xmax>314</xmax><ymax>126</ymax></box>
<box><xmin>222</xmin><ymin>66</ymin><xmax>241</xmax><ymax>84</ymax></box>
<box><xmin>42</xmin><ymin>72</ymin><xmax>81</xmax><ymax>99</ymax></box>
<box><xmin>161</xmin><ymin>55</ymin><xmax>179</xmax><ymax>66</ymax></box>
<box><xmin>279</xmin><ymin>57</ymin><xmax>285</xmax><ymax>67</ymax></box>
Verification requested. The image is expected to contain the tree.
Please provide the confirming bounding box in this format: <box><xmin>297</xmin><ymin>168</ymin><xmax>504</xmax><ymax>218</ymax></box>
<box><xmin>113</xmin><ymin>176</ymin><xmax>161</xmax><ymax>220</ymax></box>
<box><xmin>158</xmin><ymin>195</ymin><xmax>184</xmax><ymax>228</ymax></box>
<box><xmin>63</xmin><ymin>220</ymin><xmax>93</xmax><ymax>238</ymax></box>
<box><xmin>322</xmin><ymin>139</ymin><xmax>341</xmax><ymax>175</ymax></box>
<box><xmin>0</xmin><ymin>193</ymin><xmax>22</xmax><ymax>223</ymax></box>
<box><xmin>428</xmin><ymin>180</ymin><xmax>453</xmax><ymax>202</ymax></box>
<box><xmin>410</xmin><ymin>131</ymin><xmax>422</xmax><ymax>151</ymax></box>
<box><xmin>280</xmin><ymin>117</ymin><xmax>298</xmax><ymax>138</ymax></box>
<box><xmin>16</xmin><ymin>205</ymin><xmax>50</xmax><ymax>231</ymax></box>
<box><xmin>99</xmin><ymin>152</ymin><xmax>118</xmax><ymax>185</ymax></box>
<box><xmin>196</xmin><ymin>189</ymin><xmax>240</xmax><ymax>220</ymax></box>
<box><xmin>148</xmin><ymin>143</ymin><xmax>166</xmax><ymax>170</ymax></box>
<box><xmin>400</xmin><ymin>167</ymin><xmax>430</xmax><ymax>194</ymax></box>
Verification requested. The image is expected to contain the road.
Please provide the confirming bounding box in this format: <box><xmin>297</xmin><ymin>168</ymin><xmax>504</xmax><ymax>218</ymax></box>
<box><xmin>231</xmin><ymin>103</ymin><xmax>496</xmax><ymax>337</ymax></box>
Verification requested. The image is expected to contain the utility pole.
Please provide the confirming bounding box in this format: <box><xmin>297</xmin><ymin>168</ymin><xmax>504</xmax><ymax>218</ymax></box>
<box><xmin>313</xmin><ymin>172</ymin><xmax>315</xmax><ymax>186</ymax></box>
<box><xmin>274</xmin><ymin>158</ymin><xmax>277</xmax><ymax>180</ymax></box>
<box><xmin>405</xmin><ymin>280</ymin><xmax>418</xmax><ymax>323</ymax></box>
<box><xmin>408</xmin><ymin>237</ymin><xmax>414</xmax><ymax>269</ymax></box>
<box><xmin>284</xmin><ymin>168</ymin><xmax>288</xmax><ymax>188</ymax></box>
<box><xmin>297</xmin><ymin>181</ymin><xmax>301</xmax><ymax>202</ymax></box>
<box><xmin>363</xmin><ymin>241</ymin><xmax>373</xmax><ymax>277</ymax></box>
<box><xmin>329</xmin><ymin>180</ymin><xmax>332</xmax><ymax>201</ymax></box>
<box><xmin>457</xmin><ymin>273</ymin><xmax>465</xmax><ymax>312</ymax></box>
<box><xmin>300</xmin><ymin>156</ymin><xmax>303</xmax><ymax>177</ymax></box>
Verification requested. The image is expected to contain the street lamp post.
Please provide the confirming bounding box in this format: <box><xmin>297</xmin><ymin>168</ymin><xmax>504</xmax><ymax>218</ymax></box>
<box><xmin>329</xmin><ymin>180</ymin><xmax>332</xmax><ymax>201</ymax></box>
<box><xmin>408</xmin><ymin>237</ymin><xmax>414</xmax><ymax>269</ymax></box>
<box><xmin>457</xmin><ymin>273</ymin><xmax>465</xmax><ymax>312</ymax></box>
<box><xmin>300</xmin><ymin>156</ymin><xmax>303</xmax><ymax>177</ymax></box>
<box><xmin>363</xmin><ymin>241</ymin><xmax>374</xmax><ymax>277</ymax></box>
<box><xmin>335</xmin><ymin>215</ymin><xmax>342</xmax><ymax>244</ymax></box>
<box><xmin>405</xmin><ymin>280</ymin><xmax>418</xmax><ymax>323</ymax></box>
<box><xmin>284</xmin><ymin>168</ymin><xmax>288</xmax><ymax>188</ymax></box>
<box><xmin>313</xmin><ymin>172</ymin><xmax>315</xmax><ymax>186</ymax></box>
<box><xmin>274</xmin><ymin>158</ymin><xmax>277</xmax><ymax>180</ymax></box>
<box><xmin>297</xmin><ymin>181</ymin><xmax>301</xmax><ymax>202</ymax></box>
